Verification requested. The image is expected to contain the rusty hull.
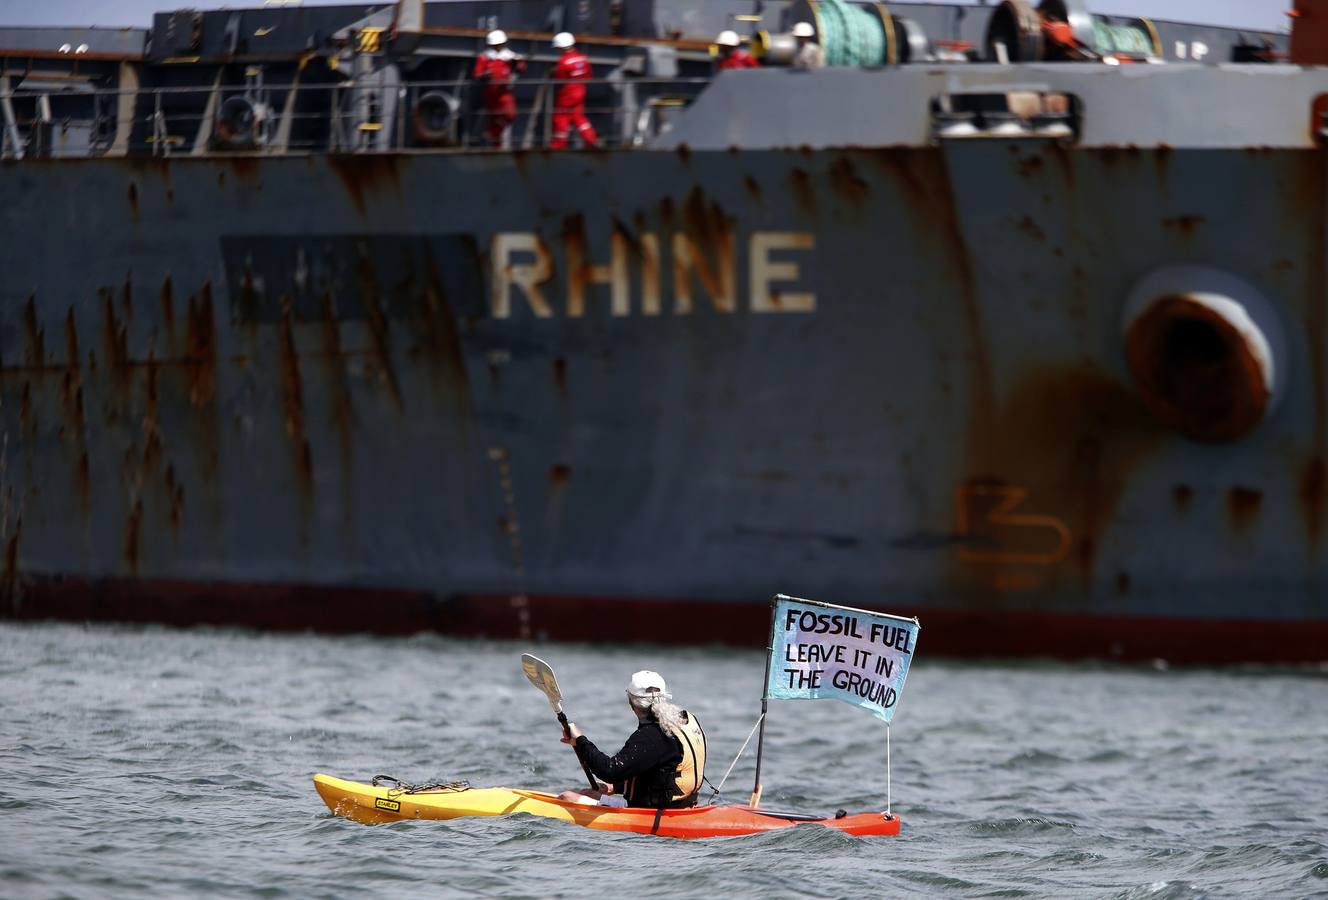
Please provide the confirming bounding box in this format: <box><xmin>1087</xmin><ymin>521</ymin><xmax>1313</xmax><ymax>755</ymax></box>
<box><xmin>0</xmin><ymin>145</ymin><xmax>1325</xmax><ymax>662</ymax></box>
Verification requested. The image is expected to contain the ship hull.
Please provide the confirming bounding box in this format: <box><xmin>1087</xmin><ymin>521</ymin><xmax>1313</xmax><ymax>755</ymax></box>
<box><xmin>1</xmin><ymin>146</ymin><xmax>1325</xmax><ymax>661</ymax></box>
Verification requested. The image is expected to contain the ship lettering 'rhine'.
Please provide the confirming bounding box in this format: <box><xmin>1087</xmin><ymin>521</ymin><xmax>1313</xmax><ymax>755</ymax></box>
<box><xmin>490</xmin><ymin>231</ymin><xmax>816</xmax><ymax>318</ymax></box>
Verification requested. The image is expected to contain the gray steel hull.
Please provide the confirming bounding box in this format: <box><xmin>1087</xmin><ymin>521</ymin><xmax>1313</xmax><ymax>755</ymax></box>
<box><xmin>2</xmin><ymin>146</ymin><xmax>1325</xmax><ymax>660</ymax></box>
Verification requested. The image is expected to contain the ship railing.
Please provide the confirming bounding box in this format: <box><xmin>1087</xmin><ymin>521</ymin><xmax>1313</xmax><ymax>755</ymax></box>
<box><xmin>0</xmin><ymin>77</ymin><xmax>712</xmax><ymax>160</ymax></box>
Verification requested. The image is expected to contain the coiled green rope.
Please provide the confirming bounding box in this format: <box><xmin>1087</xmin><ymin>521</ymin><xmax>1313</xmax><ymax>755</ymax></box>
<box><xmin>816</xmin><ymin>0</ymin><xmax>889</xmax><ymax>67</ymax></box>
<box><xmin>1091</xmin><ymin>20</ymin><xmax>1155</xmax><ymax>56</ymax></box>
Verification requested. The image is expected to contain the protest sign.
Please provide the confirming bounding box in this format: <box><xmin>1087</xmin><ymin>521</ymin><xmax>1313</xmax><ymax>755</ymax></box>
<box><xmin>765</xmin><ymin>595</ymin><xmax>920</xmax><ymax>723</ymax></box>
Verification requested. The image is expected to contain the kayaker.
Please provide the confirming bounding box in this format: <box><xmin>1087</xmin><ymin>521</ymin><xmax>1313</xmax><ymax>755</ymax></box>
<box><xmin>558</xmin><ymin>670</ymin><xmax>707</xmax><ymax>809</ymax></box>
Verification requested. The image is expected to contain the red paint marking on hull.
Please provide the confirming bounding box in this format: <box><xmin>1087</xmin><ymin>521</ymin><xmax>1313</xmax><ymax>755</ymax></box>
<box><xmin>3</xmin><ymin>578</ymin><xmax>1325</xmax><ymax>664</ymax></box>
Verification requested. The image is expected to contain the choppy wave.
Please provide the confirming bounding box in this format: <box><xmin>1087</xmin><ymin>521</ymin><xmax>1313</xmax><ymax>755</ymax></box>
<box><xmin>1</xmin><ymin>621</ymin><xmax>1325</xmax><ymax>899</ymax></box>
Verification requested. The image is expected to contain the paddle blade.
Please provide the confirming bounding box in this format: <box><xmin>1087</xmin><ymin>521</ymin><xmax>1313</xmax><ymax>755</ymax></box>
<box><xmin>521</xmin><ymin>653</ymin><xmax>563</xmax><ymax>705</ymax></box>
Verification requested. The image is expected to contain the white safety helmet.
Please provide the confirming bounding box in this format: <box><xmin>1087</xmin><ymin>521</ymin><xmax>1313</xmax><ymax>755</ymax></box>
<box><xmin>715</xmin><ymin>30</ymin><xmax>740</xmax><ymax>48</ymax></box>
<box><xmin>486</xmin><ymin>29</ymin><xmax>507</xmax><ymax>46</ymax></box>
<box><xmin>792</xmin><ymin>21</ymin><xmax>815</xmax><ymax>38</ymax></box>
<box><xmin>552</xmin><ymin>31</ymin><xmax>575</xmax><ymax>49</ymax></box>
<box><xmin>626</xmin><ymin>670</ymin><xmax>671</xmax><ymax>701</ymax></box>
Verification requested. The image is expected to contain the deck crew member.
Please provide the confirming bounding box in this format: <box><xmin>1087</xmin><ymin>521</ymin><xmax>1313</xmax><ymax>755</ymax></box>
<box><xmin>792</xmin><ymin>22</ymin><xmax>825</xmax><ymax>69</ymax></box>
<box><xmin>715</xmin><ymin>30</ymin><xmax>760</xmax><ymax>71</ymax></box>
<box><xmin>473</xmin><ymin>29</ymin><xmax>526</xmax><ymax>147</ymax></box>
<box><xmin>549</xmin><ymin>32</ymin><xmax>599</xmax><ymax>150</ymax></box>
<box><xmin>558</xmin><ymin>670</ymin><xmax>707</xmax><ymax>809</ymax></box>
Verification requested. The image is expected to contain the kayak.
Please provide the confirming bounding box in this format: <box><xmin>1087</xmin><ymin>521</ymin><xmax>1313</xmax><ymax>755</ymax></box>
<box><xmin>313</xmin><ymin>774</ymin><xmax>900</xmax><ymax>839</ymax></box>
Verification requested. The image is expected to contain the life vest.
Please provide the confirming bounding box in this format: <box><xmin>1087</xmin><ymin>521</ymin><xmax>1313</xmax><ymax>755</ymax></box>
<box><xmin>662</xmin><ymin>711</ymin><xmax>707</xmax><ymax>806</ymax></box>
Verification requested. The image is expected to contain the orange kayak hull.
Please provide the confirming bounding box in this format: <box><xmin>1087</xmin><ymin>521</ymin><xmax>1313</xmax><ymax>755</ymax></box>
<box><xmin>313</xmin><ymin>774</ymin><xmax>900</xmax><ymax>839</ymax></box>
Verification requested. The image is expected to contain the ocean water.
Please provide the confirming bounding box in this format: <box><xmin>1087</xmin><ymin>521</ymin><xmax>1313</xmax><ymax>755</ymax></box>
<box><xmin>1</xmin><ymin>621</ymin><xmax>1325</xmax><ymax>898</ymax></box>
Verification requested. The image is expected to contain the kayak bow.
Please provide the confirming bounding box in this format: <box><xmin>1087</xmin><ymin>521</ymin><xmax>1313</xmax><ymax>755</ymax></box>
<box><xmin>313</xmin><ymin>774</ymin><xmax>900</xmax><ymax>838</ymax></box>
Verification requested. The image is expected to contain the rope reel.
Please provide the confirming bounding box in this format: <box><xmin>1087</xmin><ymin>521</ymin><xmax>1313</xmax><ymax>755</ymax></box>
<box><xmin>986</xmin><ymin>0</ymin><xmax>1161</xmax><ymax>62</ymax></box>
<box><xmin>756</xmin><ymin>2</ymin><xmax>938</xmax><ymax>67</ymax></box>
<box><xmin>783</xmin><ymin>0</ymin><xmax>896</xmax><ymax>67</ymax></box>
<box><xmin>1092</xmin><ymin>17</ymin><xmax>1161</xmax><ymax>57</ymax></box>
<box><xmin>985</xmin><ymin>0</ymin><xmax>1045</xmax><ymax>63</ymax></box>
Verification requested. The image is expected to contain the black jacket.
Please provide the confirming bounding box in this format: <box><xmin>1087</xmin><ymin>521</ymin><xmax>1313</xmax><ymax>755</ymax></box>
<box><xmin>575</xmin><ymin>721</ymin><xmax>684</xmax><ymax>808</ymax></box>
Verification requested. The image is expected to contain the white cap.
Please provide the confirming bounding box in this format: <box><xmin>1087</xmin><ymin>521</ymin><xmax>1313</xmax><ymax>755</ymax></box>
<box><xmin>715</xmin><ymin>30</ymin><xmax>740</xmax><ymax>48</ymax></box>
<box><xmin>626</xmin><ymin>670</ymin><xmax>670</xmax><ymax>700</ymax></box>
<box><xmin>486</xmin><ymin>29</ymin><xmax>507</xmax><ymax>46</ymax></box>
<box><xmin>553</xmin><ymin>31</ymin><xmax>575</xmax><ymax>49</ymax></box>
<box><xmin>792</xmin><ymin>22</ymin><xmax>815</xmax><ymax>38</ymax></box>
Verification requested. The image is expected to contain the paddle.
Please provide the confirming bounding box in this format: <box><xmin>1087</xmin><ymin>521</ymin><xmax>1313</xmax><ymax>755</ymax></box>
<box><xmin>521</xmin><ymin>653</ymin><xmax>599</xmax><ymax>791</ymax></box>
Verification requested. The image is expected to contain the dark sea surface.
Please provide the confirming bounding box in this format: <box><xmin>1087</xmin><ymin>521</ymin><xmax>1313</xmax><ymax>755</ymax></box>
<box><xmin>1</xmin><ymin>621</ymin><xmax>1325</xmax><ymax>898</ymax></box>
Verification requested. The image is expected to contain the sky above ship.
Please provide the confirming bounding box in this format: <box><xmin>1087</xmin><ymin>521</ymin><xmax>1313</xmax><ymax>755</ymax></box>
<box><xmin>0</xmin><ymin>0</ymin><xmax>1292</xmax><ymax>34</ymax></box>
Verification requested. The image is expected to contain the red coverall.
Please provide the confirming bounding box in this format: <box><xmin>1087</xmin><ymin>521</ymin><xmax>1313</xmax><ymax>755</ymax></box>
<box><xmin>473</xmin><ymin>50</ymin><xmax>521</xmax><ymax>146</ymax></box>
<box><xmin>550</xmin><ymin>47</ymin><xmax>598</xmax><ymax>149</ymax></box>
<box><xmin>717</xmin><ymin>49</ymin><xmax>760</xmax><ymax>71</ymax></box>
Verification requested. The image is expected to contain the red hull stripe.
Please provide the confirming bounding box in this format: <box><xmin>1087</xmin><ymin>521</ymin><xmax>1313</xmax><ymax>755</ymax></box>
<box><xmin>4</xmin><ymin>578</ymin><xmax>1325</xmax><ymax>664</ymax></box>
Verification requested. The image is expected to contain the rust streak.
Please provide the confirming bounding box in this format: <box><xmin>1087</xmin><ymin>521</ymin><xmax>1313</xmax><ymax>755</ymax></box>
<box><xmin>680</xmin><ymin>187</ymin><xmax>735</xmax><ymax>307</ymax></box>
<box><xmin>142</xmin><ymin>354</ymin><xmax>162</xmax><ymax>473</ymax></box>
<box><xmin>1171</xmin><ymin>483</ymin><xmax>1193</xmax><ymax>513</ymax></box>
<box><xmin>225</xmin><ymin>156</ymin><xmax>261</xmax><ymax>183</ymax></box>
<box><xmin>548</xmin><ymin>464</ymin><xmax>571</xmax><ymax>489</ymax></box>
<box><xmin>63</xmin><ymin>310</ymin><xmax>90</xmax><ymax>513</ymax></box>
<box><xmin>355</xmin><ymin>247</ymin><xmax>403</xmax><ymax>408</ymax></box>
<box><xmin>1161</xmin><ymin>214</ymin><xmax>1205</xmax><ymax>234</ymax></box>
<box><xmin>320</xmin><ymin>292</ymin><xmax>354</xmax><ymax>523</ymax></box>
<box><xmin>327</xmin><ymin>155</ymin><xmax>402</xmax><ymax>219</ymax></box>
<box><xmin>183</xmin><ymin>283</ymin><xmax>221</xmax><ymax>481</ymax></box>
<box><xmin>1015</xmin><ymin>215</ymin><xmax>1047</xmax><ymax>243</ymax></box>
<box><xmin>954</xmin><ymin>366</ymin><xmax>1163</xmax><ymax>585</ymax></box>
<box><xmin>121</xmin><ymin>274</ymin><xmax>134</xmax><ymax>322</ymax></box>
<box><xmin>787</xmin><ymin>167</ymin><xmax>816</xmax><ymax>215</ymax></box>
<box><xmin>184</xmin><ymin>284</ymin><xmax>217</xmax><ymax>409</ymax></box>
<box><xmin>279</xmin><ymin>308</ymin><xmax>313</xmax><ymax>494</ymax></box>
<box><xmin>1226</xmin><ymin>486</ymin><xmax>1263</xmax><ymax>532</ymax></box>
<box><xmin>878</xmin><ymin>147</ymin><xmax>994</xmax><ymax>431</ymax></box>
<box><xmin>165</xmin><ymin>464</ymin><xmax>185</xmax><ymax>535</ymax></box>
<box><xmin>160</xmin><ymin>275</ymin><xmax>176</xmax><ymax>344</ymax></box>
<box><xmin>1016</xmin><ymin>155</ymin><xmax>1045</xmax><ymax>178</ymax></box>
<box><xmin>124</xmin><ymin>498</ymin><xmax>143</xmax><ymax>574</ymax></box>
<box><xmin>421</xmin><ymin>249</ymin><xmax>472</xmax><ymax>394</ymax></box>
<box><xmin>827</xmin><ymin>156</ymin><xmax>869</xmax><ymax>207</ymax></box>
<box><xmin>23</xmin><ymin>296</ymin><xmax>44</xmax><ymax>369</ymax></box>
<box><xmin>563</xmin><ymin>213</ymin><xmax>591</xmax><ymax>314</ymax></box>
<box><xmin>19</xmin><ymin>381</ymin><xmax>34</xmax><ymax>437</ymax></box>
<box><xmin>552</xmin><ymin>357</ymin><xmax>568</xmax><ymax>395</ymax></box>
<box><xmin>3</xmin><ymin>519</ymin><xmax>20</xmax><ymax>601</ymax></box>
<box><xmin>61</xmin><ymin>310</ymin><xmax>84</xmax><ymax>428</ymax></box>
<box><xmin>77</xmin><ymin>452</ymin><xmax>90</xmax><ymax>512</ymax></box>
<box><xmin>101</xmin><ymin>287</ymin><xmax>130</xmax><ymax>395</ymax></box>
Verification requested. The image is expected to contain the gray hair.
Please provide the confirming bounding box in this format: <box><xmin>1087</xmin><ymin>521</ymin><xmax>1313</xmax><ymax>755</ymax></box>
<box><xmin>631</xmin><ymin>693</ymin><xmax>684</xmax><ymax>733</ymax></box>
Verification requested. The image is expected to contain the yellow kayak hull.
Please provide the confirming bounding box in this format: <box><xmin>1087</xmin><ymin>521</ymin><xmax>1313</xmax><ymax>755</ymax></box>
<box><xmin>313</xmin><ymin>773</ymin><xmax>901</xmax><ymax>838</ymax></box>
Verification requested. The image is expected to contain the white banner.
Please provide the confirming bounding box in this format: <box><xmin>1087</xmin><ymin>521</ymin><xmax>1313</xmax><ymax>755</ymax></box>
<box><xmin>765</xmin><ymin>595</ymin><xmax>920</xmax><ymax>723</ymax></box>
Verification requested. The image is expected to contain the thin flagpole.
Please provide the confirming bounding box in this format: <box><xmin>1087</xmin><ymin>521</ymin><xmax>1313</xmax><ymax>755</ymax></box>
<box><xmin>886</xmin><ymin>723</ymin><xmax>892</xmax><ymax>816</ymax></box>
<box><xmin>749</xmin><ymin>595</ymin><xmax>780</xmax><ymax>808</ymax></box>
